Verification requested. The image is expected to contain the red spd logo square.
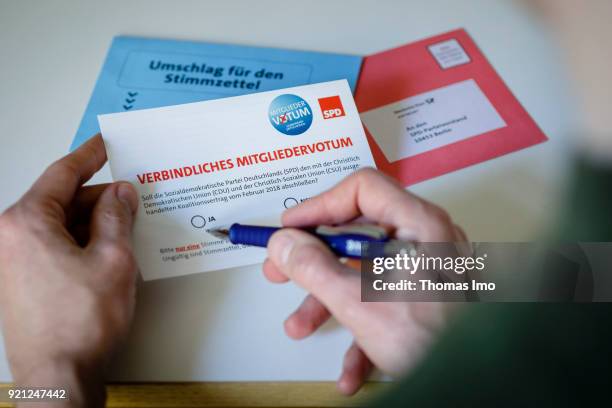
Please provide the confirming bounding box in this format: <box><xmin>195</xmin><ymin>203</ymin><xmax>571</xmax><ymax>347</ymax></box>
<box><xmin>318</xmin><ymin>95</ymin><xmax>345</xmax><ymax>120</ymax></box>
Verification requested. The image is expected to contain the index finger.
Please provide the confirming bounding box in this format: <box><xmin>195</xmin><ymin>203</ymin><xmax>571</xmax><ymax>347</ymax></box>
<box><xmin>26</xmin><ymin>134</ymin><xmax>107</xmax><ymax>214</ymax></box>
<box><xmin>281</xmin><ymin>168</ymin><xmax>447</xmax><ymax>240</ymax></box>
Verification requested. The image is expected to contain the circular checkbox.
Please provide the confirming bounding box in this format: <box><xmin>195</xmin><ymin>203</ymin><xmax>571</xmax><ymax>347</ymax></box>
<box><xmin>283</xmin><ymin>197</ymin><xmax>299</xmax><ymax>209</ymax></box>
<box><xmin>191</xmin><ymin>215</ymin><xmax>206</xmax><ymax>229</ymax></box>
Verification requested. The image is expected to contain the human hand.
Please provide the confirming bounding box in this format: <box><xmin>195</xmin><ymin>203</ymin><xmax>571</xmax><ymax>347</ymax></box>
<box><xmin>0</xmin><ymin>135</ymin><xmax>139</xmax><ymax>407</ymax></box>
<box><xmin>263</xmin><ymin>168</ymin><xmax>466</xmax><ymax>395</ymax></box>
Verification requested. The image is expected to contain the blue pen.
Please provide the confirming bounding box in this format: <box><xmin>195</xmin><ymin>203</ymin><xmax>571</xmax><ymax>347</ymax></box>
<box><xmin>208</xmin><ymin>223</ymin><xmax>391</xmax><ymax>258</ymax></box>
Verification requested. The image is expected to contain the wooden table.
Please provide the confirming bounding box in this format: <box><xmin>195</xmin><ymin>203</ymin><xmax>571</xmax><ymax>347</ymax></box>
<box><xmin>0</xmin><ymin>382</ymin><xmax>387</xmax><ymax>407</ymax></box>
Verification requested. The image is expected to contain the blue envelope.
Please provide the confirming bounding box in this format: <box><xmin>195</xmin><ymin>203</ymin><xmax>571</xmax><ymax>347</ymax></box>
<box><xmin>71</xmin><ymin>36</ymin><xmax>363</xmax><ymax>150</ymax></box>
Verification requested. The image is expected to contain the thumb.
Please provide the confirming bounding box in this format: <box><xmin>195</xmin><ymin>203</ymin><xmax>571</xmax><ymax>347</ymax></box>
<box><xmin>267</xmin><ymin>229</ymin><xmax>360</xmax><ymax>316</ymax></box>
<box><xmin>88</xmin><ymin>182</ymin><xmax>138</xmax><ymax>253</ymax></box>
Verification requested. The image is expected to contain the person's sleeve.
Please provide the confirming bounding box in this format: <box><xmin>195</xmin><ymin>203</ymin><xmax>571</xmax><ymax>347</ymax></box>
<box><xmin>370</xmin><ymin>157</ymin><xmax>612</xmax><ymax>407</ymax></box>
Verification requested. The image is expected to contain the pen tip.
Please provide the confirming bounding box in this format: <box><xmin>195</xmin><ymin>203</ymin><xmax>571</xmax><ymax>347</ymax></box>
<box><xmin>207</xmin><ymin>228</ymin><xmax>230</xmax><ymax>240</ymax></box>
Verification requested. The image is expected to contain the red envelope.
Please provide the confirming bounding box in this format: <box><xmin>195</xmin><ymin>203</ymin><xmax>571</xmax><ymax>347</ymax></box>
<box><xmin>355</xmin><ymin>29</ymin><xmax>547</xmax><ymax>186</ymax></box>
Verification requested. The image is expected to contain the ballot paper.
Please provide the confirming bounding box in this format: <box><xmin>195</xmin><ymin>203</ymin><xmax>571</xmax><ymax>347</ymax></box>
<box><xmin>99</xmin><ymin>80</ymin><xmax>375</xmax><ymax>280</ymax></box>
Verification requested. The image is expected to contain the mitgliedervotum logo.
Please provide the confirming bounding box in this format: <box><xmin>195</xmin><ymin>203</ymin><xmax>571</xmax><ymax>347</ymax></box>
<box><xmin>268</xmin><ymin>94</ymin><xmax>313</xmax><ymax>136</ymax></box>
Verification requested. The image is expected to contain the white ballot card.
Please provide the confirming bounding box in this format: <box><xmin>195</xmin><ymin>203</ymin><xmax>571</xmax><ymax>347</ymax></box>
<box><xmin>99</xmin><ymin>80</ymin><xmax>375</xmax><ymax>280</ymax></box>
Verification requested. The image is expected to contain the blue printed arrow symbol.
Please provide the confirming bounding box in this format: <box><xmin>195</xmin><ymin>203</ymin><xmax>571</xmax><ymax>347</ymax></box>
<box><xmin>123</xmin><ymin>91</ymin><xmax>138</xmax><ymax>110</ymax></box>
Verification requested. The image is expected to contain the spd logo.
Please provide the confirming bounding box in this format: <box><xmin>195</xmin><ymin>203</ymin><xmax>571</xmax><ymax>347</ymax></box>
<box><xmin>318</xmin><ymin>95</ymin><xmax>345</xmax><ymax>120</ymax></box>
<box><xmin>268</xmin><ymin>94</ymin><xmax>313</xmax><ymax>136</ymax></box>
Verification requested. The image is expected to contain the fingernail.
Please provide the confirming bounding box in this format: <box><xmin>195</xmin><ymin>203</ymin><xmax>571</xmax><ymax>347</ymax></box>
<box><xmin>116</xmin><ymin>182</ymin><xmax>138</xmax><ymax>214</ymax></box>
<box><xmin>271</xmin><ymin>232</ymin><xmax>295</xmax><ymax>265</ymax></box>
<box><xmin>395</xmin><ymin>227</ymin><xmax>419</xmax><ymax>241</ymax></box>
